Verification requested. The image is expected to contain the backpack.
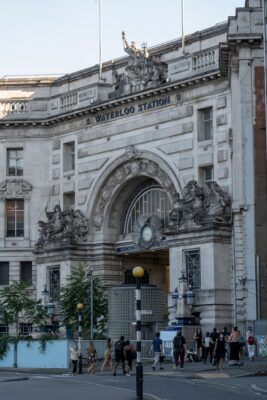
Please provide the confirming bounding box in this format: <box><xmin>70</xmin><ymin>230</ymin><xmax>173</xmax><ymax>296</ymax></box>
<box><xmin>248</xmin><ymin>336</ymin><xmax>255</xmax><ymax>345</ymax></box>
<box><xmin>115</xmin><ymin>339</ymin><xmax>124</xmax><ymax>353</ymax></box>
<box><xmin>173</xmin><ymin>335</ymin><xmax>183</xmax><ymax>351</ymax></box>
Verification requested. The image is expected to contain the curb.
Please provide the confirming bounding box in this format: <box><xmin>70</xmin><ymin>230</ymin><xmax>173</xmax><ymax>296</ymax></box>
<box><xmin>0</xmin><ymin>377</ymin><xmax>29</xmax><ymax>383</ymax></box>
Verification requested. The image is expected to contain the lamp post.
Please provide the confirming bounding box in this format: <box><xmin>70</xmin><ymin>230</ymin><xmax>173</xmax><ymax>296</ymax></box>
<box><xmin>87</xmin><ymin>270</ymin><xmax>94</xmax><ymax>340</ymax></box>
<box><xmin>77</xmin><ymin>303</ymin><xmax>84</xmax><ymax>374</ymax></box>
<box><xmin>132</xmin><ymin>266</ymin><xmax>144</xmax><ymax>400</ymax></box>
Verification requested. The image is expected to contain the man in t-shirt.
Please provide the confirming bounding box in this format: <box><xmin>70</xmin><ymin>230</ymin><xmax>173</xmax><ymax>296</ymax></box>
<box><xmin>173</xmin><ymin>330</ymin><xmax>186</xmax><ymax>368</ymax></box>
<box><xmin>113</xmin><ymin>335</ymin><xmax>126</xmax><ymax>376</ymax></box>
<box><xmin>151</xmin><ymin>332</ymin><xmax>163</xmax><ymax>371</ymax></box>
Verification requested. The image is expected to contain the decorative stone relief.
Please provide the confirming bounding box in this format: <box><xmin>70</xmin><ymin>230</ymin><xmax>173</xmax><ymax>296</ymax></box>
<box><xmin>0</xmin><ymin>179</ymin><xmax>32</xmax><ymax>200</ymax></box>
<box><xmin>35</xmin><ymin>205</ymin><xmax>89</xmax><ymax>249</ymax></box>
<box><xmin>167</xmin><ymin>180</ymin><xmax>231</xmax><ymax>230</ymax></box>
<box><xmin>93</xmin><ymin>158</ymin><xmax>176</xmax><ymax>228</ymax></box>
<box><xmin>52</xmin><ymin>140</ymin><xmax>60</xmax><ymax>150</ymax></box>
<box><xmin>132</xmin><ymin>214</ymin><xmax>163</xmax><ymax>249</ymax></box>
<box><xmin>111</xmin><ymin>32</ymin><xmax>167</xmax><ymax>97</ymax></box>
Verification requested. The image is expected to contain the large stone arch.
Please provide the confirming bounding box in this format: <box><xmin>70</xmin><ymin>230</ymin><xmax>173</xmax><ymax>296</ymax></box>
<box><xmin>86</xmin><ymin>146</ymin><xmax>182</xmax><ymax>233</ymax></box>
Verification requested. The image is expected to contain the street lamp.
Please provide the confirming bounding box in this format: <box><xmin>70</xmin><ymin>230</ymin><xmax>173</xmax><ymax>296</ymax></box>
<box><xmin>132</xmin><ymin>266</ymin><xmax>144</xmax><ymax>400</ymax></box>
<box><xmin>77</xmin><ymin>302</ymin><xmax>84</xmax><ymax>374</ymax></box>
<box><xmin>87</xmin><ymin>270</ymin><xmax>94</xmax><ymax>340</ymax></box>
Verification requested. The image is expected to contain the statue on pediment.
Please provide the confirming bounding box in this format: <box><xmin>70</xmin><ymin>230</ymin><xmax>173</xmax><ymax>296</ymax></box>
<box><xmin>35</xmin><ymin>205</ymin><xmax>89</xmax><ymax>248</ymax></box>
<box><xmin>111</xmin><ymin>32</ymin><xmax>167</xmax><ymax>97</ymax></box>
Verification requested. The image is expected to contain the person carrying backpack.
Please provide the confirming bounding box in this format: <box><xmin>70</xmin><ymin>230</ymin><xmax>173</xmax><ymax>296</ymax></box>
<box><xmin>173</xmin><ymin>331</ymin><xmax>186</xmax><ymax>369</ymax></box>
<box><xmin>113</xmin><ymin>335</ymin><xmax>126</xmax><ymax>376</ymax></box>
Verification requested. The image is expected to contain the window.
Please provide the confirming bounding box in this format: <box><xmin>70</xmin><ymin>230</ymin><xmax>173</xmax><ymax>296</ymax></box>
<box><xmin>63</xmin><ymin>141</ymin><xmax>75</xmax><ymax>172</ymax></box>
<box><xmin>0</xmin><ymin>325</ymin><xmax>9</xmax><ymax>336</ymax></box>
<box><xmin>49</xmin><ymin>267</ymin><xmax>60</xmax><ymax>301</ymax></box>
<box><xmin>6</xmin><ymin>199</ymin><xmax>24</xmax><ymax>237</ymax></box>
<box><xmin>63</xmin><ymin>192</ymin><xmax>75</xmax><ymax>210</ymax></box>
<box><xmin>199</xmin><ymin>166</ymin><xmax>213</xmax><ymax>184</ymax></box>
<box><xmin>20</xmin><ymin>261</ymin><xmax>32</xmax><ymax>285</ymax></box>
<box><xmin>0</xmin><ymin>262</ymin><xmax>9</xmax><ymax>285</ymax></box>
<box><xmin>7</xmin><ymin>148</ymin><xmax>23</xmax><ymax>176</ymax></box>
<box><xmin>19</xmin><ymin>323</ymin><xmax>32</xmax><ymax>336</ymax></box>
<box><xmin>198</xmin><ymin>107</ymin><xmax>213</xmax><ymax>141</ymax></box>
<box><xmin>184</xmin><ymin>249</ymin><xmax>201</xmax><ymax>289</ymax></box>
<box><xmin>124</xmin><ymin>186</ymin><xmax>171</xmax><ymax>234</ymax></box>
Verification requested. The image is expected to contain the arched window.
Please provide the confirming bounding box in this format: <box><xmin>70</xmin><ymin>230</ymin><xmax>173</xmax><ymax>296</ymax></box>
<box><xmin>124</xmin><ymin>186</ymin><xmax>171</xmax><ymax>234</ymax></box>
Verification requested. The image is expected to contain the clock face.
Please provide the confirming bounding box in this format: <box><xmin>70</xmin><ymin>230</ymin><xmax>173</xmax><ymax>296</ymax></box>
<box><xmin>141</xmin><ymin>225</ymin><xmax>153</xmax><ymax>242</ymax></box>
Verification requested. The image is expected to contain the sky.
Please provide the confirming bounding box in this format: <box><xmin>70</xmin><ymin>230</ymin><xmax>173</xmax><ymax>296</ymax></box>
<box><xmin>0</xmin><ymin>0</ymin><xmax>245</xmax><ymax>78</ymax></box>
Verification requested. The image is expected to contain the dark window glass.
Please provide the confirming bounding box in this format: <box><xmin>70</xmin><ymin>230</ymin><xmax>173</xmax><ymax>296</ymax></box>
<box><xmin>0</xmin><ymin>262</ymin><xmax>9</xmax><ymax>285</ymax></box>
<box><xmin>49</xmin><ymin>268</ymin><xmax>60</xmax><ymax>301</ymax></box>
<box><xmin>124</xmin><ymin>269</ymin><xmax>149</xmax><ymax>284</ymax></box>
<box><xmin>19</xmin><ymin>323</ymin><xmax>32</xmax><ymax>335</ymax></box>
<box><xmin>20</xmin><ymin>261</ymin><xmax>32</xmax><ymax>284</ymax></box>
<box><xmin>6</xmin><ymin>199</ymin><xmax>24</xmax><ymax>237</ymax></box>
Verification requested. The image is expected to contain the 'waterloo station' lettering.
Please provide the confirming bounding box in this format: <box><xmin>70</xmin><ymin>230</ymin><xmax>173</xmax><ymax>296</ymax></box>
<box><xmin>95</xmin><ymin>96</ymin><xmax>171</xmax><ymax>123</ymax></box>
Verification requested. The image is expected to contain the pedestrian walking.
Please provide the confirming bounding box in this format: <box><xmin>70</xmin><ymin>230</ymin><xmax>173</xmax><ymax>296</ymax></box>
<box><xmin>101</xmin><ymin>337</ymin><xmax>113</xmax><ymax>373</ymax></box>
<box><xmin>173</xmin><ymin>330</ymin><xmax>186</xmax><ymax>369</ymax></box>
<box><xmin>214</xmin><ymin>333</ymin><xmax>226</xmax><ymax>370</ymax></box>
<box><xmin>210</xmin><ymin>328</ymin><xmax>219</xmax><ymax>356</ymax></box>
<box><xmin>151</xmin><ymin>331</ymin><xmax>163</xmax><ymax>371</ymax></box>
<box><xmin>124</xmin><ymin>340</ymin><xmax>135</xmax><ymax>375</ymax></box>
<box><xmin>69</xmin><ymin>344</ymin><xmax>79</xmax><ymax>375</ymax></box>
<box><xmin>203</xmin><ymin>332</ymin><xmax>212</xmax><ymax>364</ymax></box>
<box><xmin>222</xmin><ymin>327</ymin><xmax>230</xmax><ymax>361</ymax></box>
<box><xmin>194</xmin><ymin>328</ymin><xmax>203</xmax><ymax>359</ymax></box>
<box><xmin>113</xmin><ymin>335</ymin><xmax>126</xmax><ymax>376</ymax></box>
<box><xmin>87</xmin><ymin>341</ymin><xmax>97</xmax><ymax>374</ymax></box>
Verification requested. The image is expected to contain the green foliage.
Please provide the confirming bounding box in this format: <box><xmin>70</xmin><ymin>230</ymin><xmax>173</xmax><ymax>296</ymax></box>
<box><xmin>60</xmin><ymin>263</ymin><xmax>107</xmax><ymax>339</ymax></box>
<box><xmin>38</xmin><ymin>333</ymin><xmax>58</xmax><ymax>353</ymax></box>
<box><xmin>0</xmin><ymin>335</ymin><xmax>10</xmax><ymax>360</ymax></box>
<box><xmin>0</xmin><ymin>280</ymin><xmax>48</xmax><ymax>335</ymax></box>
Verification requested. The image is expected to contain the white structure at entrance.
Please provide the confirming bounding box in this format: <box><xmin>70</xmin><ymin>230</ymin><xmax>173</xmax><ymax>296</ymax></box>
<box><xmin>0</xmin><ymin>0</ymin><xmax>266</xmax><ymax>336</ymax></box>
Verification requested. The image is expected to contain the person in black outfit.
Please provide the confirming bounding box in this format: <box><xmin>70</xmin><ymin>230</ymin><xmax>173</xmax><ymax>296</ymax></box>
<box><xmin>113</xmin><ymin>335</ymin><xmax>126</xmax><ymax>376</ymax></box>
<box><xmin>173</xmin><ymin>331</ymin><xmax>186</xmax><ymax>368</ymax></box>
<box><xmin>214</xmin><ymin>333</ymin><xmax>226</xmax><ymax>369</ymax></box>
<box><xmin>210</xmin><ymin>328</ymin><xmax>219</xmax><ymax>357</ymax></box>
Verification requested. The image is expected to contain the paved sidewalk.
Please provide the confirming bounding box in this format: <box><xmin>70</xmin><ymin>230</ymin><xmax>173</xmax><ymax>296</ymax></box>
<box><xmin>0</xmin><ymin>356</ymin><xmax>267</xmax><ymax>381</ymax></box>
<box><xmin>143</xmin><ymin>356</ymin><xmax>267</xmax><ymax>379</ymax></box>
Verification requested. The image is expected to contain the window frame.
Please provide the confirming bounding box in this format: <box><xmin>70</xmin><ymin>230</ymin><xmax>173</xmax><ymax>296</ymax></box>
<box><xmin>63</xmin><ymin>141</ymin><xmax>75</xmax><ymax>173</ymax></box>
<box><xmin>0</xmin><ymin>262</ymin><xmax>9</xmax><ymax>286</ymax></box>
<box><xmin>7</xmin><ymin>148</ymin><xmax>23</xmax><ymax>176</ymax></box>
<box><xmin>184</xmin><ymin>249</ymin><xmax>201</xmax><ymax>289</ymax></box>
<box><xmin>198</xmin><ymin>107</ymin><xmax>213</xmax><ymax>142</ymax></box>
<box><xmin>5</xmin><ymin>199</ymin><xmax>24</xmax><ymax>237</ymax></box>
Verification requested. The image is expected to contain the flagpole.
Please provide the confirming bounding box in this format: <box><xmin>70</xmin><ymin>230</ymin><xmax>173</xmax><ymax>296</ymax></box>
<box><xmin>181</xmin><ymin>0</ymin><xmax>185</xmax><ymax>53</ymax></box>
<box><xmin>98</xmin><ymin>0</ymin><xmax>102</xmax><ymax>82</ymax></box>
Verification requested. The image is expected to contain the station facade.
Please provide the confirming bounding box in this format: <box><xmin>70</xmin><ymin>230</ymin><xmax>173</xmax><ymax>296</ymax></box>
<box><xmin>0</xmin><ymin>0</ymin><xmax>266</xmax><ymax>336</ymax></box>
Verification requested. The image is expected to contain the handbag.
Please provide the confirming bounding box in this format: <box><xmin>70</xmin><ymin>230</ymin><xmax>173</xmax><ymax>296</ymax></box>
<box><xmin>212</xmin><ymin>357</ymin><xmax>217</xmax><ymax>366</ymax></box>
<box><xmin>132</xmin><ymin>350</ymin><xmax>137</xmax><ymax>360</ymax></box>
<box><xmin>159</xmin><ymin>354</ymin><xmax>165</xmax><ymax>363</ymax></box>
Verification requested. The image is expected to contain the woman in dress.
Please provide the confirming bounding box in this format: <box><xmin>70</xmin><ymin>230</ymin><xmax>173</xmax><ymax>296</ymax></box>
<box><xmin>194</xmin><ymin>328</ymin><xmax>203</xmax><ymax>360</ymax></box>
<box><xmin>214</xmin><ymin>333</ymin><xmax>226</xmax><ymax>370</ymax></box>
<box><xmin>101</xmin><ymin>337</ymin><xmax>113</xmax><ymax>373</ymax></box>
<box><xmin>124</xmin><ymin>340</ymin><xmax>135</xmax><ymax>376</ymax></box>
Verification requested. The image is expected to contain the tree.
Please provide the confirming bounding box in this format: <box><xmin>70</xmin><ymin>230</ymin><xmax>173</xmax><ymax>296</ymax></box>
<box><xmin>60</xmin><ymin>263</ymin><xmax>107</xmax><ymax>339</ymax></box>
<box><xmin>0</xmin><ymin>280</ymin><xmax>48</xmax><ymax>335</ymax></box>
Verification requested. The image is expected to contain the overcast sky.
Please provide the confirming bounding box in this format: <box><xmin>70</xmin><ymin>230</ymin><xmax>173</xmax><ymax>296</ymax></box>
<box><xmin>0</xmin><ymin>0</ymin><xmax>245</xmax><ymax>77</ymax></box>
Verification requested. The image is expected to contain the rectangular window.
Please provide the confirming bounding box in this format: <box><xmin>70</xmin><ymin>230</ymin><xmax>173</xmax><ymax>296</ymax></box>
<box><xmin>199</xmin><ymin>166</ymin><xmax>213</xmax><ymax>184</ymax></box>
<box><xmin>0</xmin><ymin>325</ymin><xmax>9</xmax><ymax>336</ymax></box>
<box><xmin>20</xmin><ymin>261</ymin><xmax>32</xmax><ymax>285</ymax></box>
<box><xmin>63</xmin><ymin>141</ymin><xmax>75</xmax><ymax>172</ymax></box>
<box><xmin>49</xmin><ymin>267</ymin><xmax>60</xmax><ymax>301</ymax></box>
<box><xmin>6</xmin><ymin>199</ymin><xmax>24</xmax><ymax>237</ymax></box>
<box><xmin>184</xmin><ymin>249</ymin><xmax>201</xmax><ymax>289</ymax></box>
<box><xmin>7</xmin><ymin>148</ymin><xmax>23</xmax><ymax>176</ymax></box>
<box><xmin>198</xmin><ymin>107</ymin><xmax>213</xmax><ymax>141</ymax></box>
<box><xmin>19</xmin><ymin>323</ymin><xmax>32</xmax><ymax>336</ymax></box>
<box><xmin>63</xmin><ymin>192</ymin><xmax>75</xmax><ymax>210</ymax></box>
<box><xmin>0</xmin><ymin>262</ymin><xmax>9</xmax><ymax>285</ymax></box>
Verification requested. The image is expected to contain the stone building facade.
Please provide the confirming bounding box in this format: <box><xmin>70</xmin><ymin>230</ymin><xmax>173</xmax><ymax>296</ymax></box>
<box><xmin>0</xmin><ymin>0</ymin><xmax>266</xmax><ymax>336</ymax></box>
